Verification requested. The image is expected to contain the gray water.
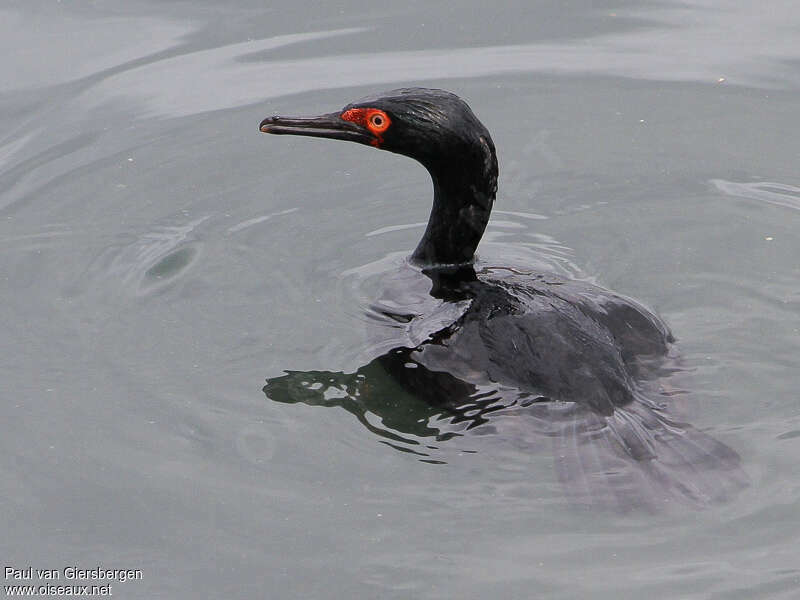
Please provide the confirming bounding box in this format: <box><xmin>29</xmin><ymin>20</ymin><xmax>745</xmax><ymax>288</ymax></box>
<box><xmin>2</xmin><ymin>1</ymin><xmax>799</xmax><ymax>598</ymax></box>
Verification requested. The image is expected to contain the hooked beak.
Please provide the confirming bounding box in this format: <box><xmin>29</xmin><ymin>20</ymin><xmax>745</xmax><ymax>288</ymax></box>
<box><xmin>259</xmin><ymin>112</ymin><xmax>374</xmax><ymax>145</ymax></box>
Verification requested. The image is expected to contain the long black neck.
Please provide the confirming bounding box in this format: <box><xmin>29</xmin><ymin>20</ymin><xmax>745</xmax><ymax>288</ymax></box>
<box><xmin>411</xmin><ymin>146</ymin><xmax>498</xmax><ymax>266</ymax></box>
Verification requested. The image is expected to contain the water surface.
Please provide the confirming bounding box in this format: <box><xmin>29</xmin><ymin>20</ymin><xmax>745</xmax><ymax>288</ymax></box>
<box><xmin>2</xmin><ymin>1</ymin><xmax>799</xmax><ymax>598</ymax></box>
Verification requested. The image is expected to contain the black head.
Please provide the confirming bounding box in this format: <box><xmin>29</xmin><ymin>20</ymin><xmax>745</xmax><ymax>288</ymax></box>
<box><xmin>260</xmin><ymin>88</ymin><xmax>496</xmax><ymax>176</ymax></box>
<box><xmin>260</xmin><ymin>88</ymin><xmax>499</xmax><ymax>266</ymax></box>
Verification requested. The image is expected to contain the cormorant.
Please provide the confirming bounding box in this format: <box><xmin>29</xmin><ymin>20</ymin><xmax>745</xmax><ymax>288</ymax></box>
<box><xmin>259</xmin><ymin>88</ymin><xmax>744</xmax><ymax>509</ymax></box>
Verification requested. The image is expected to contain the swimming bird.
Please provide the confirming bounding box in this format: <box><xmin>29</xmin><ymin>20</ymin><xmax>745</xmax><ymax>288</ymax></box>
<box><xmin>259</xmin><ymin>88</ymin><xmax>744</xmax><ymax>509</ymax></box>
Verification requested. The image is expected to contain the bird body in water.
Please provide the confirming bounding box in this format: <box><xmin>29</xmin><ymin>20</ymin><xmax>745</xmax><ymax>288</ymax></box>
<box><xmin>260</xmin><ymin>88</ymin><xmax>744</xmax><ymax>509</ymax></box>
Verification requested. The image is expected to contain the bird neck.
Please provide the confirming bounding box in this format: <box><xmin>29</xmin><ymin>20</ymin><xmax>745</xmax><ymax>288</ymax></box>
<box><xmin>411</xmin><ymin>156</ymin><xmax>497</xmax><ymax>267</ymax></box>
<box><xmin>422</xmin><ymin>263</ymin><xmax>479</xmax><ymax>299</ymax></box>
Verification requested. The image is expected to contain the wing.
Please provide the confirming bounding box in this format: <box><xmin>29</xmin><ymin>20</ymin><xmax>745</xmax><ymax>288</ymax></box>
<box><xmin>481</xmin><ymin>268</ymin><xmax>674</xmax><ymax>371</ymax></box>
<box><xmin>453</xmin><ymin>292</ymin><xmax>638</xmax><ymax>413</ymax></box>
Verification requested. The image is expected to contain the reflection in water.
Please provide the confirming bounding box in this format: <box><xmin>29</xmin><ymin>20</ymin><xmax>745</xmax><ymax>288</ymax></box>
<box><xmin>265</xmin><ymin>346</ymin><xmax>514</xmax><ymax>463</ymax></box>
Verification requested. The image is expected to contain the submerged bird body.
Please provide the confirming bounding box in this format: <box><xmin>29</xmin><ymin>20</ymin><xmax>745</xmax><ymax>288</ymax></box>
<box><xmin>389</xmin><ymin>265</ymin><xmax>673</xmax><ymax>411</ymax></box>
<box><xmin>260</xmin><ymin>88</ymin><xmax>744</xmax><ymax>508</ymax></box>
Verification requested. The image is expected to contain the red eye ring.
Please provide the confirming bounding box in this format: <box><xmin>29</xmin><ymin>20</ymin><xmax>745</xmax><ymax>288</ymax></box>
<box><xmin>340</xmin><ymin>108</ymin><xmax>391</xmax><ymax>146</ymax></box>
<box><xmin>367</xmin><ymin>110</ymin><xmax>390</xmax><ymax>133</ymax></box>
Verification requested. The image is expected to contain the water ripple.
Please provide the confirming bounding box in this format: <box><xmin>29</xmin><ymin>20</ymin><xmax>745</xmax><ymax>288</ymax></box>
<box><xmin>711</xmin><ymin>179</ymin><xmax>800</xmax><ymax>211</ymax></box>
<box><xmin>91</xmin><ymin>214</ymin><xmax>209</xmax><ymax>295</ymax></box>
<box><xmin>76</xmin><ymin>2</ymin><xmax>800</xmax><ymax>119</ymax></box>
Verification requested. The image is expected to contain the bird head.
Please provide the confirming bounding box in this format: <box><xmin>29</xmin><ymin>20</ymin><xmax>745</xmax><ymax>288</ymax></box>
<box><xmin>259</xmin><ymin>88</ymin><xmax>496</xmax><ymax>177</ymax></box>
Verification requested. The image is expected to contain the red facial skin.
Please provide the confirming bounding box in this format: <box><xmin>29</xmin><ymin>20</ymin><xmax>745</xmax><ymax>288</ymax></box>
<box><xmin>340</xmin><ymin>108</ymin><xmax>391</xmax><ymax>147</ymax></box>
